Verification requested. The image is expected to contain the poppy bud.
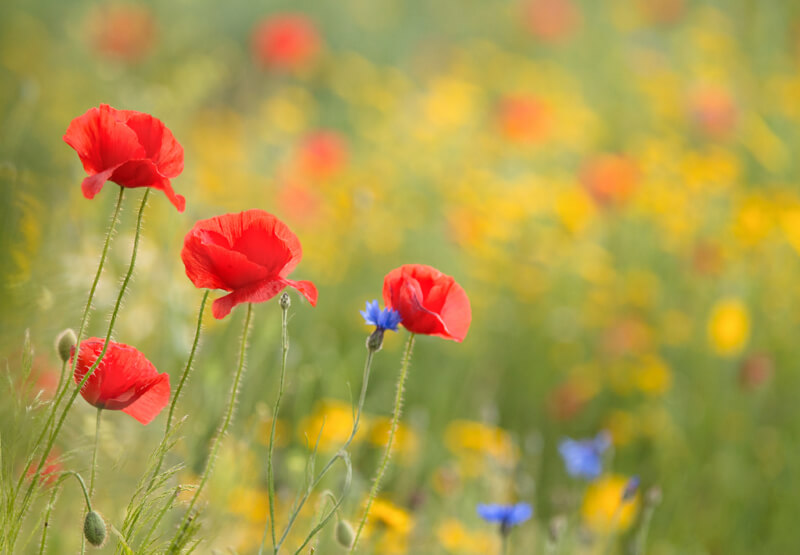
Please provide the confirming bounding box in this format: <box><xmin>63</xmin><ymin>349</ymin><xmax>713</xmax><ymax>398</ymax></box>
<box><xmin>279</xmin><ymin>292</ymin><xmax>291</xmax><ymax>310</ymax></box>
<box><xmin>366</xmin><ymin>329</ymin><xmax>385</xmax><ymax>352</ymax></box>
<box><xmin>83</xmin><ymin>510</ymin><xmax>106</xmax><ymax>547</ymax></box>
<box><xmin>335</xmin><ymin>519</ymin><xmax>355</xmax><ymax>549</ymax></box>
<box><xmin>56</xmin><ymin>329</ymin><xmax>77</xmax><ymax>363</ymax></box>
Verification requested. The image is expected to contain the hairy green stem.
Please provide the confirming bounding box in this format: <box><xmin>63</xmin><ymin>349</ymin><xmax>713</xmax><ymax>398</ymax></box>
<box><xmin>261</xmin><ymin>297</ymin><xmax>290</xmax><ymax>554</ymax></box>
<box><xmin>15</xmin><ymin>186</ymin><xmax>125</xmax><ymax>497</ymax></box>
<box><xmin>351</xmin><ymin>333</ymin><xmax>415</xmax><ymax>551</ymax></box>
<box><xmin>168</xmin><ymin>302</ymin><xmax>254</xmax><ymax>553</ymax></box>
<box><xmin>12</xmin><ymin>188</ymin><xmax>147</xmax><ymax>551</ymax></box>
<box><xmin>271</xmin><ymin>335</ymin><xmax>378</xmax><ymax>552</ymax></box>
<box><xmin>147</xmin><ymin>290</ymin><xmax>210</xmax><ymax>488</ymax></box>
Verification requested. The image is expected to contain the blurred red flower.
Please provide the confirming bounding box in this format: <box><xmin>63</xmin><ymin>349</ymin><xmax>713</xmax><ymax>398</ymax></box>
<box><xmin>297</xmin><ymin>131</ymin><xmax>348</xmax><ymax>179</ymax></box>
<box><xmin>26</xmin><ymin>448</ymin><xmax>63</xmax><ymax>487</ymax></box>
<box><xmin>523</xmin><ymin>0</ymin><xmax>581</xmax><ymax>43</ymax></box>
<box><xmin>88</xmin><ymin>4</ymin><xmax>157</xmax><ymax>63</ymax></box>
<box><xmin>580</xmin><ymin>154</ymin><xmax>639</xmax><ymax>207</ymax></box>
<box><xmin>181</xmin><ymin>210</ymin><xmax>318</xmax><ymax>319</ymax></box>
<box><xmin>383</xmin><ymin>264</ymin><xmax>471</xmax><ymax>342</ymax></box>
<box><xmin>688</xmin><ymin>85</ymin><xmax>737</xmax><ymax>139</ymax></box>
<box><xmin>63</xmin><ymin>104</ymin><xmax>185</xmax><ymax>211</ymax></box>
<box><xmin>251</xmin><ymin>14</ymin><xmax>320</xmax><ymax>71</ymax></box>
<box><xmin>72</xmin><ymin>339</ymin><xmax>170</xmax><ymax>425</ymax></box>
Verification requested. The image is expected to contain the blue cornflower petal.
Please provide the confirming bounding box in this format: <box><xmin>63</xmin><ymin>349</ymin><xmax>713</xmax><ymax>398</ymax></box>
<box><xmin>477</xmin><ymin>502</ymin><xmax>533</xmax><ymax>529</ymax></box>
<box><xmin>360</xmin><ymin>300</ymin><xmax>401</xmax><ymax>332</ymax></box>
<box><xmin>558</xmin><ymin>431</ymin><xmax>610</xmax><ymax>481</ymax></box>
<box><xmin>506</xmin><ymin>503</ymin><xmax>533</xmax><ymax>526</ymax></box>
<box><xmin>622</xmin><ymin>475</ymin><xmax>640</xmax><ymax>501</ymax></box>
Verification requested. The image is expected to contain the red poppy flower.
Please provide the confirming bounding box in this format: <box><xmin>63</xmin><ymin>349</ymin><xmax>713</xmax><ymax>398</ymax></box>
<box><xmin>382</xmin><ymin>264</ymin><xmax>471</xmax><ymax>342</ymax></box>
<box><xmin>72</xmin><ymin>338</ymin><xmax>170</xmax><ymax>425</ymax></box>
<box><xmin>181</xmin><ymin>209</ymin><xmax>318</xmax><ymax>319</ymax></box>
<box><xmin>63</xmin><ymin>104</ymin><xmax>185</xmax><ymax>211</ymax></box>
<box><xmin>251</xmin><ymin>14</ymin><xmax>320</xmax><ymax>71</ymax></box>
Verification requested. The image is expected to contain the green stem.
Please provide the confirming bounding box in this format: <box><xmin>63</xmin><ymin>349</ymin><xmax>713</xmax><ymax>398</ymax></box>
<box><xmin>633</xmin><ymin>504</ymin><xmax>656</xmax><ymax>555</ymax></box>
<box><xmin>147</xmin><ymin>290</ymin><xmax>210</xmax><ymax>487</ymax></box>
<box><xmin>264</xmin><ymin>298</ymin><xmax>290</xmax><ymax>554</ymax></box>
<box><xmin>271</xmin><ymin>335</ymin><xmax>378</xmax><ymax>552</ymax></box>
<box><xmin>38</xmin><ymin>481</ymin><xmax>62</xmax><ymax>555</ymax></box>
<box><xmin>15</xmin><ymin>186</ymin><xmax>125</xmax><ymax>496</ymax></box>
<box><xmin>89</xmin><ymin>408</ymin><xmax>102</xmax><ymax>498</ymax></box>
<box><xmin>13</xmin><ymin>188</ymin><xmax>146</xmax><ymax>550</ymax></box>
<box><xmin>168</xmin><ymin>302</ymin><xmax>254</xmax><ymax>553</ymax></box>
<box><xmin>350</xmin><ymin>333</ymin><xmax>415</xmax><ymax>551</ymax></box>
<box><xmin>64</xmin><ymin>471</ymin><xmax>93</xmax><ymax>511</ymax></box>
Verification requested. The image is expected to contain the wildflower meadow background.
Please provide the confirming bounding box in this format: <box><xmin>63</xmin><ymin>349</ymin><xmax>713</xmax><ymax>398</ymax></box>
<box><xmin>2</xmin><ymin>0</ymin><xmax>800</xmax><ymax>553</ymax></box>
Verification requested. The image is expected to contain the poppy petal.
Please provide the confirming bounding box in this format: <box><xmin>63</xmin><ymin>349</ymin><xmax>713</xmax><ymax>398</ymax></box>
<box><xmin>123</xmin><ymin>112</ymin><xmax>184</xmax><ymax>178</ymax></box>
<box><xmin>211</xmin><ymin>278</ymin><xmax>291</xmax><ymax>319</ymax></box>
<box><xmin>284</xmin><ymin>278</ymin><xmax>318</xmax><ymax>306</ymax></box>
<box><xmin>81</xmin><ymin>167</ymin><xmax>119</xmax><ymax>200</ymax></box>
<box><xmin>121</xmin><ymin>373</ymin><xmax>170</xmax><ymax>425</ymax></box>
<box><xmin>183</xmin><ymin>235</ymin><xmax>271</xmax><ymax>291</ymax></box>
<box><xmin>64</xmin><ymin>105</ymin><xmax>146</xmax><ymax>174</ymax></box>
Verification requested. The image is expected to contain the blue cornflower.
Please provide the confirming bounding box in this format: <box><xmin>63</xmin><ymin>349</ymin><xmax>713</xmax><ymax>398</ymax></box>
<box><xmin>360</xmin><ymin>300</ymin><xmax>402</xmax><ymax>332</ymax></box>
<box><xmin>622</xmin><ymin>475</ymin><xmax>640</xmax><ymax>502</ymax></box>
<box><xmin>558</xmin><ymin>431</ymin><xmax>611</xmax><ymax>481</ymax></box>
<box><xmin>477</xmin><ymin>502</ymin><xmax>533</xmax><ymax>535</ymax></box>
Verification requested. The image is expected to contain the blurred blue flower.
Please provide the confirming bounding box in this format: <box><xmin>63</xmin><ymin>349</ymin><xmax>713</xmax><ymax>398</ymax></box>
<box><xmin>360</xmin><ymin>300</ymin><xmax>402</xmax><ymax>331</ymax></box>
<box><xmin>558</xmin><ymin>431</ymin><xmax>611</xmax><ymax>480</ymax></box>
<box><xmin>477</xmin><ymin>502</ymin><xmax>533</xmax><ymax>534</ymax></box>
<box><xmin>622</xmin><ymin>475</ymin><xmax>640</xmax><ymax>501</ymax></box>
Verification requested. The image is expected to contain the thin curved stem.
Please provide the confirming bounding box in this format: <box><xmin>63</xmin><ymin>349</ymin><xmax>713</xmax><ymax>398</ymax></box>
<box><xmin>12</xmin><ymin>188</ymin><xmax>146</xmax><ymax>550</ymax></box>
<box><xmin>147</xmin><ymin>290</ymin><xmax>210</xmax><ymax>487</ymax></box>
<box><xmin>350</xmin><ymin>333</ymin><xmax>415</xmax><ymax>551</ymax></box>
<box><xmin>16</xmin><ymin>186</ymin><xmax>125</xmax><ymax>496</ymax></box>
<box><xmin>167</xmin><ymin>290</ymin><xmax>210</xmax><ymax>433</ymax></box>
<box><xmin>89</xmin><ymin>408</ymin><xmax>102</xmax><ymax>498</ymax></box>
<box><xmin>168</xmin><ymin>302</ymin><xmax>254</xmax><ymax>553</ymax></box>
<box><xmin>262</xmin><ymin>299</ymin><xmax>290</xmax><ymax>554</ymax></box>
<box><xmin>272</xmin><ymin>345</ymin><xmax>377</xmax><ymax>552</ymax></box>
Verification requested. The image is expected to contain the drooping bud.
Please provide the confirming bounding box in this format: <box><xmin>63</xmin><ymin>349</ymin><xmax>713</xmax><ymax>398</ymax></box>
<box><xmin>83</xmin><ymin>510</ymin><xmax>106</xmax><ymax>547</ymax></box>
<box><xmin>56</xmin><ymin>329</ymin><xmax>77</xmax><ymax>363</ymax></box>
<box><xmin>279</xmin><ymin>292</ymin><xmax>291</xmax><ymax>310</ymax></box>
<box><xmin>335</xmin><ymin>519</ymin><xmax>355</xmax><ymax>549</ymax></box>
<box><xmin>366</xmin><ymin>329</ymin><xmax>385</xmax><ymax>352</ymax></box>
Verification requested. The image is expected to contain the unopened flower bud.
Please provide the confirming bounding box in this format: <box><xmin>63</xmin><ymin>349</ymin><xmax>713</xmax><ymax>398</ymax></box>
<box><xmin>366</xmin><ymin>329</ymin><xmax>385</xmax><ymax>352</ymax></box>
<box><xmin>83</xmin><ymin>510</ymin><xmax>106</xmax><ymax>547</ymax></box>
<box><xmin>279</xmin><ymin>292</ymin><xmax>291</xmax><ymax>310</ymax></box>
<box><xmin>335</xmin><ymin>519</ymin><xmax>355</xmax><ymax>549</ymax></box>
<box><xmin>56</xmin><ymin>329</ymin><xmax>77</xmax><ymax>363</ymax></box>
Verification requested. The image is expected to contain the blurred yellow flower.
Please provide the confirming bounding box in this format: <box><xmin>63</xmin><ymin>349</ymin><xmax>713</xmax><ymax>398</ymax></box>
<box><xmin>444</xmin><ymin>420</ymin><xmax>520</xmax><ymax>471</ymax></box>
<box><xmin>369</xmin><ymin>417</ymin><xmax>419</xmax><ymax>462</ymax></box>
<box><xmin>368</xmin><ymin>498</ymin><xmax>413</xmax><ymax>535</ymax></box>
<box><xmin>581</xmin><ymin>474</ymin><xmax>640</xmax><ymax>534</ymax></box>
<box><xmin>604</xmin><ymin>410</ymin><xmax>637</xmax><ymax>446</ymax></box>
<box><xmin>437</xmin><ymin>518</ymin><xmax>496</xmax><ymax>553</ymax></box>
<box><xmin>707</xmin><ymin>299</ymin><xmax>750</xmax><ymax>356</ymax></box>
<box><xmin>634</xmin><ymin>355</ymin><xmax>672</xmax><ymax>396</ymax></box>
<box><xmin>298</xmin><ymin>399</ymin><xmax>368</xmax><ymax>451</ymax></box>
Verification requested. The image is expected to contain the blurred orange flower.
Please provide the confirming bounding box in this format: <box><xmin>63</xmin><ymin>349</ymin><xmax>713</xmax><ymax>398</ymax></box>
<box><xmin>580</xmin><ymin>154</ymin><xmax>639</xmax><ymax>207</ymax></box>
